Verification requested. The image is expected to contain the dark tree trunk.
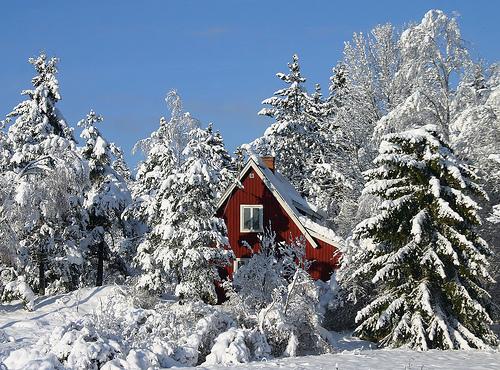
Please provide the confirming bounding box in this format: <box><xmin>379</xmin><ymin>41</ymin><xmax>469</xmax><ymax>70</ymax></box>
<box><xmin>96</xmin><ymin>239</ymin><xmax>105</xmax><ymax>286</ymax></box>
<box><xmin>38</xmin><ymin>251</ymin><xmax>45</xmax><ymax>296</ymax></box>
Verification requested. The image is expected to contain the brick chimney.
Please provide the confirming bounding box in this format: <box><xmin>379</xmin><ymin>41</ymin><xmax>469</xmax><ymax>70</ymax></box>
<box><xmin>261</xmin><ymin>156</ymin><xmax>275</xmax><ymax>172</ymax></box>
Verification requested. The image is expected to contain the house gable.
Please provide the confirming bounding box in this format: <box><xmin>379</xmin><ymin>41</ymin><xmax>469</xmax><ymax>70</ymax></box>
<box><xmin>216</xmin><ymin>158</ymin><xmax>342</xmax><ymax>280</ymax></box>
<box><xmin>218</xmin><ymin>158</ymin><xmax>323</xmax><ymax>248</ymax></box>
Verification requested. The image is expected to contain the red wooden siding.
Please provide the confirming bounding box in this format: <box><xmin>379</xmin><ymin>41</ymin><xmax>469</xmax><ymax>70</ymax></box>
<box><xmin>217</xmin><ymin>166</ymin><xmax>340</xmax><ymax>281</ymax></box>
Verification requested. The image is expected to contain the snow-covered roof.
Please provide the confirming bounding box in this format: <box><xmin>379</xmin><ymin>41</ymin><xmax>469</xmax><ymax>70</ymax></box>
<box><xmin>216</xmin><ymin>156</ymin><xmax>342</xmax><ymax>248</ymax></box>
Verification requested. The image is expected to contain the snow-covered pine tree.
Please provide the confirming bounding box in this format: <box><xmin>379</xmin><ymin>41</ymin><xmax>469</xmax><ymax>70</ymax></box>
<box><xmin>2</xmin><ymin>53</ymin><xmax>87</xmax><ymax>295</ymax></box>
<box><xmin>352</xmin><ymin>124</ymin><xmax>497</xmax><ymax>350</ymax></box>
<box><xmin>250</xmin><ymin>54</ymin><xmax>350</xmax><ymax>234</ymax></box>
<box><xmin>203</xmin><ymin>124</ymin><xmax>237</xmax><ymax>197</ymax></box>
<box><xmin>135</xmin><ymin>124</ymin><xmax>233</xmax><ymax>303</ymax></box>
<box><xmin>78</xmin><ymin>110</ymin><xmax>132</xmax><ymax>286</ymax></box>
<box><xmin>252</xmin><ymin>54</ymin><xmax>327</xmax><ymax>196</ymax></box>
<box><xmin>0</xmin><ymin>120</ymin><xmax>15</xmax><ymax>271</ymax></box>
<box><xmin>110</xmin><ymin>142</ymin><xmax>132</xmax><ymax>184</ymax></box>
<box><xmin>129</xmin><ymin>90</ymin><xmax>200</xmax><ymax>230</ymax></box>
<box><xmin>0</xmin><ymin>120</ymin><xmax>11</xmax><ymax>170</ymax></box>
<box><xmin>327</xmin><ymin>64</ymin><xmax>349</xmax><ymax>115</ymax></box>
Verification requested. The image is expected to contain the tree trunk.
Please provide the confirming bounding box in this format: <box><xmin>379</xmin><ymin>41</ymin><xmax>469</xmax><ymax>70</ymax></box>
<box><xmin>96</xmin><ymin>240</ymin><xmax>105</xmax><ymax>287</ymax></box>
<box><xmin>38</xmin><ymin>251</ymin><xmax>45</xmax><ymax>296</ymax></box>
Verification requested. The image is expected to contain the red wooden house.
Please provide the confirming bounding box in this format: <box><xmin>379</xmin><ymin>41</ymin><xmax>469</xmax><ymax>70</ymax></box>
<box><xmin>216</xmin><ymin>156</ymin><xmax>342</xmax><ymax>281</ymax></box>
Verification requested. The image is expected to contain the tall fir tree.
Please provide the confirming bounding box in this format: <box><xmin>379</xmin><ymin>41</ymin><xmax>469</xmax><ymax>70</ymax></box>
<box><xmin>135</xmin><ymin>125</ymin><xmax>233</xmax><ymax>303</ymax></box>
<box><xmin>78</xmin><ymin>111</ymin><xmax>132</xmax><ymax>286</ymax></box>
<box><xmin>252</xmin><ymin>54</ymin><xmax>327</xmax><ymax>195</ymax></box>
<box><xmin>351</xmin><ymin>124</ymin><xmax>497</xmax><ymax>350</ymax></box>
<box><xmin>1</xmin><ymin>53</ymin><xmax>87</xmax><ymax>295</ymax></box>
<box><xmin>129</xmin><ymin>90</ymin><xmax>199</xmax><ymax>230</ymax></box>
<box><xmin>250</xmin><ymin>54</ymin><xmax>350</xmax><ymax>233</ymax></box>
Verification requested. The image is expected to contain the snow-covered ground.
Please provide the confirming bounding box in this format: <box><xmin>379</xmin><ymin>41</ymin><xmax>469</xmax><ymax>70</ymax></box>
<box><xmin>0</xmin><ymin>286</ymin><xmax>113</xmax><ymax>363</ymax></box>
<box><xmin>1</xmin><ymin>286</ymin><xmax>499</xmax><ymax>369</ymax></box>
<box><xmin>196</xmin><ymin>348</ymin><xmax>500</xmax><ymax>370</ymax></box>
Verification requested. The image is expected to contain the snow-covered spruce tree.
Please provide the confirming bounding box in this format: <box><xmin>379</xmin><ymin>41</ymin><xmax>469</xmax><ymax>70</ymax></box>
<box><xmin>135</xmin><ymin>125</ymin><xmax>233</xmax><ymax>303</ymax></box>
<box><xmin>250</xmin><ymin>54</ymin><xmax>349</xmax><ymax>233</ymax></box>
<box><xmin>252</xmin><ymin>54</ymin><xmax>328</xmax><ymax>196</ymax></box>
<box><xmin>128</xmin><ymin>90</ymin><xmax>200</xmax><ymax>233</ymax></box>
<box><xmin>78</xmin><ymin>110</ymin><xmax>132</xmax><ymax>286</ymax></box>
<box><xmin>1</xmin><ymin>53</ymin><xmax>87</xmax><ymax>295</ymax></box>
<box><xmin>352</xmin><ymin>124</ymin><xmax>497</xmax><ymax>350</ymax></box>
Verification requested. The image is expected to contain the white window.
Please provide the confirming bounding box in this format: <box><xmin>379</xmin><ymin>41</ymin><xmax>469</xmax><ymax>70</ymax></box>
<box><xmin>240</xmin><ymin>205</ymin><xmax>263</xmax><ymax>232</ymax></box>
<box><xmin>233</xmin><ymin>257</ymin><xmax>250</xmax><ymax>272</ymax></box>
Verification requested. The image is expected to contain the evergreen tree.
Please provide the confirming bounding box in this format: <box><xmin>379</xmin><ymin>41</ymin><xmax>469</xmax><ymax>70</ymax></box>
<box><xmin>250</xmin><ymin>54</ymin><xmax>350</xmax><ymax>233</ymax></box>
<box><xmin>135</xmin><ymin>125</ymin><xmax>232</xmax><ymax>303</ymax></box>
<box><xmin>78</xmin><ymin>111</ymin><xmax>132</xmax><ymax>286</ymax></box>
<box><xmin>252</xmin><ymin>54</ymin><xmax>327</xmax><ymax>195</ymax></box>
<box><xmin>2</xmin><ymin>54</ymin><xmax>87</xmax><ymax>295</ymax></box>
<box><xmin>352</xmin><ymin>125</ymin><xmax>497</xmax><ymax>350</ymax></box>
<box><xmin>129</xmin><ymin>90</ymin><xmax>199</xmax><ymax>229</ymax></box>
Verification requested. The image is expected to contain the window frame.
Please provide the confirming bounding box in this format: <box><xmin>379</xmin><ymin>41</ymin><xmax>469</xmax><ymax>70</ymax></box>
<box><xmin>240</xmin><ymin>204</ymin><xmax>264</xmax><ymax>233</ymax></box>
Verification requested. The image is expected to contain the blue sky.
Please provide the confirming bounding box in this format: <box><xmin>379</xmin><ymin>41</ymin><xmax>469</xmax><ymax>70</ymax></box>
<box><xmin>1</xmin><ymin>1</ymin><xmax>499</xmax><ymax>168</ymax></box>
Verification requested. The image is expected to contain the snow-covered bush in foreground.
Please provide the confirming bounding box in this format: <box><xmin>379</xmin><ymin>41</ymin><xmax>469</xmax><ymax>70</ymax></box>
<box><xmin>204</xmin><ymin>327</ymin><xmax>270</xmax><ymax>365</ymax></box>
<box><xmin>226</xmin><ymin>231</ymin><xmax>333</xmax><ymax>359</ymax></box>
<box><xmin>0</xmin><ymin>234</ymin><xmax>334</xmax><ymax>369</ymax></box>
<box><xmin>1</xmin><ymin>275</ymin><xmax>35</xmax><ymax>311</ymax></box>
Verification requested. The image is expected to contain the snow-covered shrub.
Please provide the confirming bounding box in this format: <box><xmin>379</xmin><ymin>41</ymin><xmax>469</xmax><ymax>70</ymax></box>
<box><xmin>42</xmin><ymin>319</ymin><xmax>123</xmax><ymax>369</ymax></box>
<box><xmin>258</xmin><ymin>270</ymin><xmax>331</xmax><ymax>357</ymax></box>
<box><xmin>227</xmin><ymin>231</ymin><xmax>332</xmax><ymax>358</ymax></box>
<box><xmin>0</xmin><ymin>266</ymin><xmax>15</xmax><ymax>299</ymax></box>
<box><xmin>4</xmin><ymin>318</ymin><xmax>123</xmax><ymax>370</ymax></box>
<box><xmin>203</xmin><ymin>327</ymin><xmax>271</xmax><ymax>365</ymax></box>
<box><xmin>3</xmin><ymin>348</ymin><xmax>63</xmax><ymax>370</ymax></box>
<box><xmin>231</xmin><ymin>231</ymin><xmax>286</xmax><ymax>312</ymax></box>
<box><xmin>1</xmin><ymin>275</ymin><xmax>35</xmax><ymax>311</ymax></box>
<box><xmin>90</xmin><ymin>287</ymin><xmax>236</xmax><ymax>365</ymax></box>
<box><xmin>0</xmin><ymin>329</ymin><xmax>13</xmax><ymax>344</ymax></box>
<box><xmin>124</xmin><ymin>278</ymin><xmax>160</xmax><ymax>309</ymax></box>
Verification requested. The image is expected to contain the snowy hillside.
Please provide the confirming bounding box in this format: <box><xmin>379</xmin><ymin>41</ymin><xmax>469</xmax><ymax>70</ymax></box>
<box><xmin>1</xmin><ymin>286</ymin><xmax>499</xmax><ymax>369</ymax></box>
